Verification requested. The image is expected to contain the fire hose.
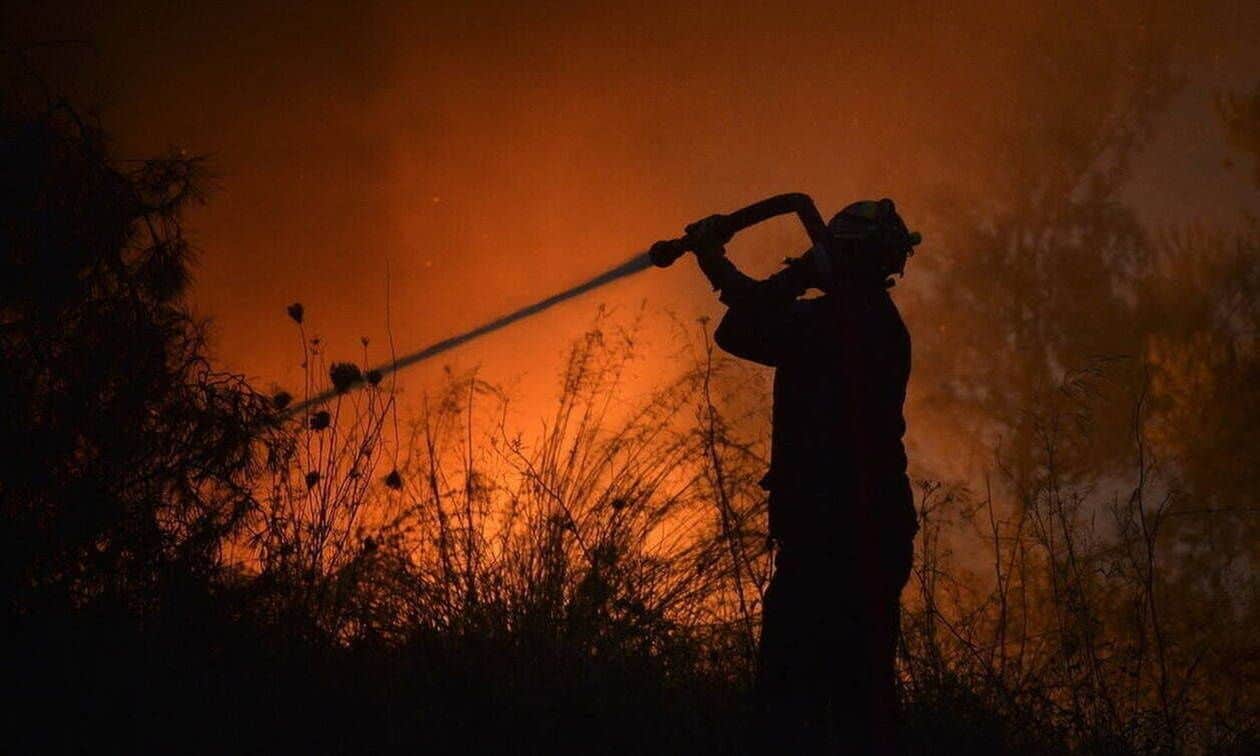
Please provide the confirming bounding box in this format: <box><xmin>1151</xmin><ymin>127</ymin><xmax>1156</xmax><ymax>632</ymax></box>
<box><xmin>282</xmin><ymin>193</ymin><xmax>834</xmax><ymax>417</ymax></box>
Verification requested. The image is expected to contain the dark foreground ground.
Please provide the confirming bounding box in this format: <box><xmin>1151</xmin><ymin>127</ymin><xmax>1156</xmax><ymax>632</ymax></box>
<box><xmin>8</xmin><ymin>600</ymin><xmax>1170</xmax><ymax>756</ymax></box>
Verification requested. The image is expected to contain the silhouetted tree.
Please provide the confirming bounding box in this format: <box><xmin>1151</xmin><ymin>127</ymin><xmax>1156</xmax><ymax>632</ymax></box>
<box><xmin>0</xmin><ymin>100</ymin><xmax>273</xmax><ymax>621</ymax></box>
<box><xmin>897</xmin><ymin>27</ymin><xmax>1260</xmax><ymax>746</ymax></box>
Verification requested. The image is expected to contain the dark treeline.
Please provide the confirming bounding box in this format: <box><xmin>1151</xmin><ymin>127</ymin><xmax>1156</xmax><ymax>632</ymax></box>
<box><xmin>4</xmin><ymin>50</ymin><xmax>1259</xmax><ymax>756</ymax></box>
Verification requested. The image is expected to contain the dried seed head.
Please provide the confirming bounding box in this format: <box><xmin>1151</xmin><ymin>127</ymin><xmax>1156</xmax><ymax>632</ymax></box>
<box><xmin>305</xmin><ymin>470</ymin><xmax>320</xmax><ymax>489</ymax></box>
<box><xmin>366</xmin><ymin>369</ymin><xmax>383</xmax><ymax>386</ymax></box>
<box><xmin>329</xmin><ymin>362</ymin><xmax>363</xmax><ymax>393</ymax></box>
<box><xmin>272</xmin><ymin>391</ymin><xmax>292</xmax><ymax>410</ymax></box>
<box><xmin>384</xmin><ymin>470</ymin><xmax>403</xmax><ymax>490</ymax></box>
<box><xmin>287</xmin><ymin>302</ymin><xmax>304</xmax><ymax>324</ymax></box>
<box><xmin>309</xmin><ymin>411</ymin><xmax>331</xmax><ymax>431</ymax></box>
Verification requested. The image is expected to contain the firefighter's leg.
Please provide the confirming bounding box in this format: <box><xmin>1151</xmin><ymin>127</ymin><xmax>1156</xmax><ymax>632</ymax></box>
<box><xmin>864</xmin><ymin>590</ymin><xmax>902</xmax><ymax>756</ymax></box>
<box><xmin>825</xmin><ymin>536</ymin><xmax>911</xmax><ymax>756</ymax></box>
<box><xmin>852</xmin><ymin>537</ymin><xmax>914</xmax><ymax>755</ymax></box>
<box><xmin>824</xmin><ymin>569</ymin><xmax>868</xmax><ymax>755</ymax></box>
<box><xmin>757</xmin><ymin>548</ymin><xmax>829</xmax><ymax>753</ymax></box>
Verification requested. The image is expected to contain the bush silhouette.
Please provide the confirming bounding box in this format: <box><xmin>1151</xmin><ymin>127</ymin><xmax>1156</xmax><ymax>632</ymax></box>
<box><xmin>1</xmin><ymin>101</ymin><xmax>274</xmax><ymax>612</ymax></box>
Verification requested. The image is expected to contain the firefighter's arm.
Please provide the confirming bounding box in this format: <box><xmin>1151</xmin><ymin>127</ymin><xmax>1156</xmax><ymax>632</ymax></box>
<box><xmin>692</xmin><ymin>248</ymin><xmax>813</xmax><ymax>367</ymax></box>
<box><xmin>697</xmin><ymin>252</ymin><xmax>814</xmax><ymax>308</ymax></box>
<box><xmin>687</xmin><ymin>213</ymin><xmax>816</xmax><ymax>306</ymax></box>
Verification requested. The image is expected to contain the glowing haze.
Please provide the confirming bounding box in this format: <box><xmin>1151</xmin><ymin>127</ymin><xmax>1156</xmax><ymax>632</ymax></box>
<box><xmin>7</xmin><ymin>1</ymin><xmax>1256</xmax><ymax>455</ymax></box>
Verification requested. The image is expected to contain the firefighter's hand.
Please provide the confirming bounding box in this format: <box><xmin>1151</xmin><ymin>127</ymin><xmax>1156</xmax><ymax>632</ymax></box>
<box><xmin>685</xmin><ymin>214</ymin><xmax>733</xmax><ymax>259</ymax></box>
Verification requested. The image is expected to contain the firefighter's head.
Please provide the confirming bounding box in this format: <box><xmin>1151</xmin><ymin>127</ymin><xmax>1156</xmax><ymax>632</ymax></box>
<box><xmin>825</xmin><ymin>198</ymin><xmax>920</xmax><ymax>288</ymax></box>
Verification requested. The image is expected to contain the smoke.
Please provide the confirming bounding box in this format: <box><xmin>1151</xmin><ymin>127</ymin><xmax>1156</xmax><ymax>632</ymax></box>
<box><xmin>4</xmin><ymin>0</ymin><xmax>1256</xmax><ymax>447</ymax></box>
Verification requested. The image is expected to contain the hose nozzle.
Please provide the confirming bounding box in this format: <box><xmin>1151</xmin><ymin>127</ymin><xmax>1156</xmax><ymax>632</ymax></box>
<box><xmin>648</xmin><ymin>238</ymin><xmax>691</xmax><ymax>268</ymax></box>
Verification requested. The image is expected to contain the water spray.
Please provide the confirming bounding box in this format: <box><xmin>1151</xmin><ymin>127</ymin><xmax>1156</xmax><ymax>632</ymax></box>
<box><xmin>282</xmin><ymin>193</ymin><xmax>845</xmax><ymax>418</ymax></box>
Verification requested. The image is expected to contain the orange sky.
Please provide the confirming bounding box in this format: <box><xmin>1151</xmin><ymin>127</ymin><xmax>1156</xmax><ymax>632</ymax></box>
<box><xmin>6</xmin><ymin>1</ymin><xmax>1258</xmax><ymax>464</ymax></box>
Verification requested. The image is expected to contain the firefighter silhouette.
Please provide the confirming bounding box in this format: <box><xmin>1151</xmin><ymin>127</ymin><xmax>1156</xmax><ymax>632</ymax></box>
<box><xmin>687</xmin><ymin>199</ymin><xmax>919</xmax><ymax>754</ymax></box>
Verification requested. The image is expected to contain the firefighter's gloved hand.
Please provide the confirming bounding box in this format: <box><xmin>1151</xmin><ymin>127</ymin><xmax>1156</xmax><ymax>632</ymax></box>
<box><xmin>685</xmin><ymin>214</ymin><xmax>733</xmax><ymax>259</ymax></box>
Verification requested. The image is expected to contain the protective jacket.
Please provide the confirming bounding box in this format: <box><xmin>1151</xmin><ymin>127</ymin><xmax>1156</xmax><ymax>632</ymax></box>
<box><xmin>699</xmin><ymin>254</ymin><xmax>915</xmax><ymax>546</ymax></box>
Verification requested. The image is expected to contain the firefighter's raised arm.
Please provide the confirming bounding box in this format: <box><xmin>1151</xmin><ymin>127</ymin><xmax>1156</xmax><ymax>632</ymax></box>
<box><xmin>685</xmin><ymin>214</ymin><xmax>820</xmax><ymax>306</ymax></box>
<box><xmin>684</xmin><ymin>215</ymin><xmax>823</xmax><ymax>366</ymax></box>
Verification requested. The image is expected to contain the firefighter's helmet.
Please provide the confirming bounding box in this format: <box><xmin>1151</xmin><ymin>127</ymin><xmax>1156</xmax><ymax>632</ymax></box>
<box><xmin>828</xmin><ymin>198</ymin><xmax>921</xmax><ymax>285</ymax></box>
